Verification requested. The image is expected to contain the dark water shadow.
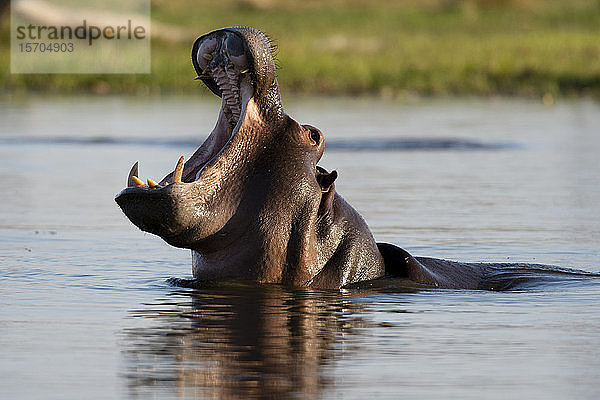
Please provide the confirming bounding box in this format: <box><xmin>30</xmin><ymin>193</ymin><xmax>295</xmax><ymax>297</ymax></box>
<box><xmin>120</xmin><ymin>270</ymin><xmax>599</xmax><ymax>398</ymax></box>
<box><xmin>0</xmin><ymin>136</ymin><xmax>518</xmax><ymax>151</ymax></box>
<box><xmin>121</xmin><ymin>282</ymin><xmax>406</xmax><ymax>399</ymax></box>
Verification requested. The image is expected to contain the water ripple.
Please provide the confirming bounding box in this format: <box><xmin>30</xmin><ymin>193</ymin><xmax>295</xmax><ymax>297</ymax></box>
<box><xmin>0</xmin><ymin>135</ymin><xmax>518</xmax><ymax>151</ymax></box>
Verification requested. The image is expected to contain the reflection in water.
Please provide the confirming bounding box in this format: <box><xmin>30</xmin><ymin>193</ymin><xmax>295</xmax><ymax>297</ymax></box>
<box><xmin>120</xmin><ymin>277</ymin><xmax>600</xmax><ymax>398</ymax></box>
<box><xmin>122</xmin><ymin>283</ymin><xmax>375</xmax><ymax>399</ymax></box>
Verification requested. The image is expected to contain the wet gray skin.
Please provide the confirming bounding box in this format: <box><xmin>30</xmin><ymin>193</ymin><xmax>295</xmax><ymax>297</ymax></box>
<box><xmin>115</xmin><ymin>26</ymin><xmax>384</xmax><ymax>288</ymax></box>
<box><xmin>115</xmin><ymin>26</ymin><xmax>598</xmax><ymax>290</ymax></box>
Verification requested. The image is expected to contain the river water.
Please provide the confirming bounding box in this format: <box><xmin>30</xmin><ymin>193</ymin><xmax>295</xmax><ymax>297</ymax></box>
<box><xmin>1</xmin><ymin>96</ymin><xmax>599</xmax><ymax>399</ymax></box>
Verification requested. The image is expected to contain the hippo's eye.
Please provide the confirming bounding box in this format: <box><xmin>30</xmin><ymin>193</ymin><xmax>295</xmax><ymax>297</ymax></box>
<box><xmin>306</xmin><ymin>126</ymin><xmax>321</xmax><ymax>146</ymax></box>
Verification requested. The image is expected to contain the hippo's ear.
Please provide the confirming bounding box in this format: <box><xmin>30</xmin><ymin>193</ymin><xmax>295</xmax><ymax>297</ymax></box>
<box><xmin>316</xmin><ymin>166</ymin><xmax>337</xmax><ymax>193</ymax></box>
<box><xmin>316</xmin><ymin>167</ymin><xmax>337</xmax><ymax>216</ymax></box>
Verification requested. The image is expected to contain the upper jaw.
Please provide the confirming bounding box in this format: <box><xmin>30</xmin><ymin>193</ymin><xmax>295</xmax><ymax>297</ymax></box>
<box><xmin>193</xmin><ymin>29</ymin><xmax>254</xmax><ymax>134</ymax></box>
<box><xmin>118</xmin><ymin>28</ymin><xmax>258</xmax><ymax>195</ymax></box>
<box><xmin>115</xmin><ymin>27</ymin><xmax>281</xmax><ymax>241</ymax></box>
<box><xmin>121</xmin><ymin>27</ymin><xmax>282</xmax><ymax>193</ymax></box>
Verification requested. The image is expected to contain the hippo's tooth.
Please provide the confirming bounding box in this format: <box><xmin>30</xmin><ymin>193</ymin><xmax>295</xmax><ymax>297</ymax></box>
<box><xmin>203</xmin><ymin>53</ymin><xmax>213</xmax><ymax>61</ymax></box>
<box><xmin>127</xmin><ymin>161</ymin><xmax>139</xmax><ymax>186</ymax></box>
<box><xmin>173</xmin><ymin>155</ymin><xmax>184</xmax><ymax>183</ymax></box>
<box><xmin>147</xmin><ymin>178</ymin><xmax>158</xmax><ymax>188</ymax></box>
<box><xmin>240</xmin><ymin>69</ymin><xmax>249</xmax><ymax>74</ymax></box>
<box><xmin>131</xmin><ymin>176</ymin><xmax>145</xmax><ymax>186</ymax></box>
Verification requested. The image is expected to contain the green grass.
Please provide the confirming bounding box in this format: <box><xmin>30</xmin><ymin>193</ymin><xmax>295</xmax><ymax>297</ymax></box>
<box><xmin>2</xmin><ymin>0</ymin><xmax>600</xmax><ymax>98</ymax></box>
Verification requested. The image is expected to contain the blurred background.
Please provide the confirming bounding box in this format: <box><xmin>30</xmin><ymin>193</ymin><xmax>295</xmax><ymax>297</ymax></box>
<box><xmin>1</xmin><ymin>0</ymin><xmax>599</xmax><ymax>99</ymax></box>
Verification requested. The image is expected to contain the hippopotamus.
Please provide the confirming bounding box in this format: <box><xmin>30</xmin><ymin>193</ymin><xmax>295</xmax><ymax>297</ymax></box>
<box><xmin>115</xmin><ymin>26</ymin><xmax>595</xmax><ymax>290</ymax></box>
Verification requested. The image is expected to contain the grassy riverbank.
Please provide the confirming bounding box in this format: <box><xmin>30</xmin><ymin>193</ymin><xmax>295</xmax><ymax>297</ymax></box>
<box><xmin>1</xmin><ymin>0</ymin><xmax>599</xmax><ymax>98</ymax></box>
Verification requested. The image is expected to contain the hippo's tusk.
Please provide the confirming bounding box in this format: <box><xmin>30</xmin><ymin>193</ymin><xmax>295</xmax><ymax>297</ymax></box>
<box><xmin>173</xmin><ymin>155</ymin><xmax>184</xmax><ymax>183</ymax></box>
<box><xmin>131</xmin><ymin>176</ymin><xmax>144</xmax><ymax>186</ymax></box>
<box><xmin>127</xmin><ymin>161</ymin><xmax>139</xmax><ymax>186</ymax></box>
<box><xmin>147</xmin><ymin>178</ymin><xmax>158</xmax><ymax>188</ymax></box>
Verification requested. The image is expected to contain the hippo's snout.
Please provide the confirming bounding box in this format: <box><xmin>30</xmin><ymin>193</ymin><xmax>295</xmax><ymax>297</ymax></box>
<box><xmin>115</xmin><ymin>181</ymin><xmax>208</xmax><ymax>248</ymax></box>
<box><xmin>116</xmin><ymin>27</ymin><xmax>282</xmax><ymax>250</ymax></box>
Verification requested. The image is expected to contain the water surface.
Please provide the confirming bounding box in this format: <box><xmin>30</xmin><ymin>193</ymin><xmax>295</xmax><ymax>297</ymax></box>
<box><xmin>1</xmin><ymin>96</ymin><xmax>599</xmax><ymax>399</ymax></box>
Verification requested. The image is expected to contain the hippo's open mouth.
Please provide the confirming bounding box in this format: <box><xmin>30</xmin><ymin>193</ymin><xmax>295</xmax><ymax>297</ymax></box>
<box><xmin>115</xmin><ymin>27</ymin><xmax>281</xmax><ymax>245</ymax></box>
<box><xmin>118</xmin><ymin>29</ymin><xmax>255</xmax><ymax>191</ymax></box>
<box><xmin>193</xmin><ymin>30</ymin><xmax>252</xmax><ymax>134</ymax></box>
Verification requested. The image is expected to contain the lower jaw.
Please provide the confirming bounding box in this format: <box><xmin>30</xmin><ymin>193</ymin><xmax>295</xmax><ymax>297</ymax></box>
<box><xmin>192</xmin><ymin>248</ymin><xmax>258</xmax><ymax>281</ymax></box>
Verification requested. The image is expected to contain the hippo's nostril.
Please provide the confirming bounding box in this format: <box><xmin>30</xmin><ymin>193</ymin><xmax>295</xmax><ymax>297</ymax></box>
<box><xmin>224</xmin><ymin>32</ymin><xmax>245</xmax><ymax>56</ymax></box>
<box><xmin>224</xmin><ymin>33</ymin><xmax>249</xmax><ymax>70</ymax></box>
